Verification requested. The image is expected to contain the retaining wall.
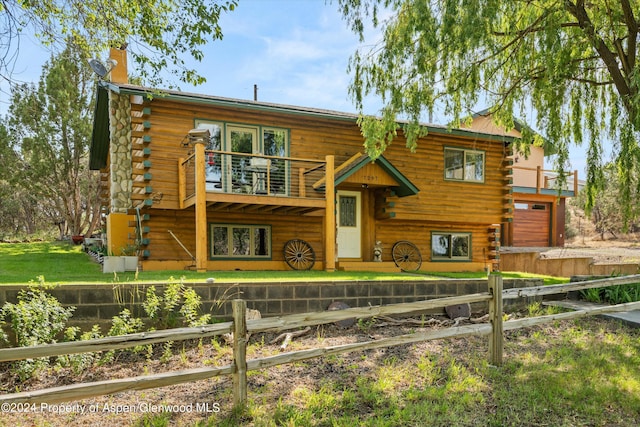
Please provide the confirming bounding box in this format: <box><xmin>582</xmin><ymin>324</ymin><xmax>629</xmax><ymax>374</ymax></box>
<box><xmin>0</xmin><ymin>278</ymin><xmax>542</xmax><ymax>327</ymax></box>
<box><xmin>500</xmin><ymin>252</ymin><xmax>639</xmax><ymax>277</ymax></box>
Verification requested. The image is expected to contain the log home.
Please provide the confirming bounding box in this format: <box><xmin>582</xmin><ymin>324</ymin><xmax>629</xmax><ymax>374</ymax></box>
<box><xmin>90</xmin><ymin>48</ymin><xmax>514</xmax><ymax>273</ymax></box>
<box><xmin>467</xmin><ymin>111</ymin><xmax>578</xmax><ymax>247</ymax></box>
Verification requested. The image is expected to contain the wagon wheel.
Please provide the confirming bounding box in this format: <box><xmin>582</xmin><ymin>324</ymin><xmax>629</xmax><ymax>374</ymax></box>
<box><xmin>283</xmin><ymin>239</ymin><xmax>316</xmax><ymax>270</ymax></box>
<box><xmin>392</xmin><ymin>240</ymin><xmax>422</xmax><ymax>271</ymax></box>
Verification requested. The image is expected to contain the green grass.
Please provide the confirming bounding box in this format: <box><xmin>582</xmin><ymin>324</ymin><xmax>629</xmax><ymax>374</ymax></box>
<box><xmin>0</xmin><ymin>241</ymin><xmax>428</xmax><ymax>284</ymax></box>
<box><xmin>420</xmin><ymin>270</ymin><xmax>569</xmax><ymax>286</ymax></box>
<box><xmin>203</xmin><ymin>317</ymin><xmax>639</xmax><ymax>426</ymax></box>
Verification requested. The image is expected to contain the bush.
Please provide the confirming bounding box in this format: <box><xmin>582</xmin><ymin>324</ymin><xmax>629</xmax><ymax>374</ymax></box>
<box><xmin>0</xmin><ymin>277</ymin><xmax>75</xmax><ymax>379</ymax></box>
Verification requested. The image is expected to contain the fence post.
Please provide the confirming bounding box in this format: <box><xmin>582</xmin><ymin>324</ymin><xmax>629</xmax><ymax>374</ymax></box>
<box><xmin>232</xmin><ymin>299</ymin><xmax>248</xmax><ymax>408</ymax></box>
<box><xmin>488</xmin><ymin>273</ymin><xmax>504</xmax><ymax>366</ymax></box>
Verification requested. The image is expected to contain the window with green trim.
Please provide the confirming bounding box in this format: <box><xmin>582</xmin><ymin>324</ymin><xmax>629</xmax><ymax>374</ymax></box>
<box><xmin>210</xmin><ymin>224</ymin><xmax>271</xmax><ymax>258</ymax></box>
<box><xmin>444</xmin><ymin>147</ymin><xmax>485</xmax><ymax>182</ymax></box>
<box><xmin>431</xmin><ymin>232</ymin><xmax>471</xmax><ymax>260</ymax></box>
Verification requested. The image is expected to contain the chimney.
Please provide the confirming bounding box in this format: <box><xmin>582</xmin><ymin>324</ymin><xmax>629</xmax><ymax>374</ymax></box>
<box><xmin>109</xmin><ymin>45</ymin><xmax>129</xmax><ymax>84</ymax></box>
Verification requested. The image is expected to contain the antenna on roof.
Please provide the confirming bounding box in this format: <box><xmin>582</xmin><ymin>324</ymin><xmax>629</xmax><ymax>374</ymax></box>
<box><xmin>254</xmin><ymin>84</ymin><xmax>258</xmax><ymax>101</ymax></box>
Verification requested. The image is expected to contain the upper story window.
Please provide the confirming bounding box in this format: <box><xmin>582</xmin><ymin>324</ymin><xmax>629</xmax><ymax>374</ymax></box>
<box><xmin>195</xmin><ymin>120</ymin><xmax>289</xmax><ymax>195</ymax></box>
<box><xmin>444</xmin><ymin>147</ymin><xmax>485</xmax><ymax>183</ymax></box>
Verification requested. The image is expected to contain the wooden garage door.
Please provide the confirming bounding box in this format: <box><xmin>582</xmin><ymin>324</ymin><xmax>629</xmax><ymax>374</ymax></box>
<box><xmin>513</xmin><ymin>202</ymin><xmax>551</xmax><ymax>247</ymax></box>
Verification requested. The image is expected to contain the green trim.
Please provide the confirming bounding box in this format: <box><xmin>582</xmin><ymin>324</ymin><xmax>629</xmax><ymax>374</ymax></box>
<box><xmin>143</xmin><ymin>135</ymin><xmax>152</xmax><ymax>143</ymax></box>
<box><xmin>102</xmin><ymin>82</ymin><xmax>518</xmax><ymax>143</ymax></box>
<box><xmin>430</xmin><ymin>231</ymin><xmax>473</xmax><ymax>262</ymax></box>
<box><xmin>209</xmin><ymin>223</ymin><xmax>273</xmax><ymax>260</ymax></box>
<box><xmin>443</xmin><ymin>146</ymin><xmax>486</xmax><ymax>184</ymax></box>
<box><xmin>332</xmin><ymin>154</ymin><xmax>419</xmax><ymax>197</ymax></box>
<box><xmin>512</xmin><ymin>186</ymin><xmax>574</xmax><ymax>197</ymax></box>
<box><xmin>143</xmin><ymin>147</ymin><xmax>151</xmax><ymax>156</ymax></box>
<box><xmin>142</xmin><ymin>107</ymin><xmax>151</xmax><ymax>116</ymax></box>
<box><xmin>89</xmin><ymin>85</ymin><xmax>110</xmax><ymax>170</ymax></box>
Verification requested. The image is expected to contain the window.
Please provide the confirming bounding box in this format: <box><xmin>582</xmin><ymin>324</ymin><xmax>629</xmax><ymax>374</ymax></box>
<box><xmin>194</xmin><ymin>121</ymin><xmax>290</xmax><ymax>195</ymax></box>
<box><xmin>444</xmin><ymin>148</ymin><xmax>485</xmax><ymax>182</ymax></box>
<box><xmin>339</xmin><ymin>196</ymin><xmax>357</xmax><ymax>227</ymax></box>
<box><xmin>210</xmin><ymin>224</ymin><xmax>271</xmax><ymax>258</ymax></box>
<box><xmin>194</xmin><ymin>121</ymin><xmax>223</xmax><ymax>191</ymax></box>
<box><xmin>431</xmin><ymin>232</ymin><xmax>471</xmax><ymax>260</ymax></box>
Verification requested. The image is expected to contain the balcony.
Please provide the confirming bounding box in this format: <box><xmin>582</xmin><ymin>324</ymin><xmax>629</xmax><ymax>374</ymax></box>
<box><xmin>179</xmin><ymin>150</ymin><xmax>330</xmax><ymax>215</ymax></box>
<box><xmin>509</xmin><ymin>165</ymin><xmax>579</xmax><ymax>197</ymax></box>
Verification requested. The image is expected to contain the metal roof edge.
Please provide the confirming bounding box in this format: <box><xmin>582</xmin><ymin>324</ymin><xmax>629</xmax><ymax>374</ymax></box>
<box><xmin>99</xmin><ymin>83</ymin><xmax>517</xmax><ymax>143</ymax></box>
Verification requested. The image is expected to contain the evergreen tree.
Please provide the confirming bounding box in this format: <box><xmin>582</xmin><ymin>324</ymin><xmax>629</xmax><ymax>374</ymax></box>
<box><xmin>1</xmin><ymin>42</ymin><xmax>100</xmax><ymax>238</ymax></box>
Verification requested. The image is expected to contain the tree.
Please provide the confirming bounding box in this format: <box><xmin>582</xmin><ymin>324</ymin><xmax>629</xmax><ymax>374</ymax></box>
<box><xmin>0</xmin><ymin>0</ymin><xmax>237</xmax><ymax>88</ymax></box>
<box><xmin>1</xmin><ymin>42</ymin><xmax>100</xmax><ymax>238</ymax></box>
<box><xmin>338</xmin><ymin>0</ymin><xmax>640</xmax><ymax>220</ymax></box>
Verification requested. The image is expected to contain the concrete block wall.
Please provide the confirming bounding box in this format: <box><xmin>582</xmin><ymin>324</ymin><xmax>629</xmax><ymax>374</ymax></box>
<box><xmin>0</xmin><ymin>278</ymin><xmax>542</xmax><ymax>328</ymax></box>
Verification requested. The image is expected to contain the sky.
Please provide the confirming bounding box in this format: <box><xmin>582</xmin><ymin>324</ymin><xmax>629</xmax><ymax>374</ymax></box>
<box><xmin>0</xmin><ymin>0</ymin><xmax>588</xmax><ymax>174</ymax></box>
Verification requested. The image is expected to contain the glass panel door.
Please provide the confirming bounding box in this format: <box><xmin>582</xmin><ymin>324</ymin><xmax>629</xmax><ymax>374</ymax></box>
<box><xmin>226</xmin><ymin>126</ymin><xmax>258</xmax><ymax>193</ymax></box>
<box><xmin>263</xmin><ymin>128</ymin><xmax>288</xmax><ymax>195</ymax></box>
<box><xmin>195</xmin><ymin>121</ymin><xmax>223</xmax><ymax>192</ymax></box>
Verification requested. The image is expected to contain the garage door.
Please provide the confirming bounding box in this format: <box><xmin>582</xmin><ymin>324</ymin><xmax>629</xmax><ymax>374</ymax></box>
<box><xmin>513</xmin><ymin>202</ymin><xmax>551</xmax><ymax>247</ymax></box>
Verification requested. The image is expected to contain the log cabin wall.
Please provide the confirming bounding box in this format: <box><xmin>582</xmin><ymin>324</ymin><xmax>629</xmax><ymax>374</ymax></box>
<box><xmin>99</xmin><ymin>87</ymin><xmax>510</xmax><ymax>271</ymax></box>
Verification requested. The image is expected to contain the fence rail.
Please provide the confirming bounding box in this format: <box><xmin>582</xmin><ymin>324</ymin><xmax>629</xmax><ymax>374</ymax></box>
<box><xmin>1</xmin><ymin>274</ymin><xmax>639</xmax><ymax>408</ymax></box>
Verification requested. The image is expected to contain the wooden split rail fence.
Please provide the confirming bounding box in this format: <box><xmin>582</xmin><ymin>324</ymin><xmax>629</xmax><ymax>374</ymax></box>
<box><xmin>1</xmin><ymin>274</ymin><xmax>640</xmax><ymax>409</ymax></box>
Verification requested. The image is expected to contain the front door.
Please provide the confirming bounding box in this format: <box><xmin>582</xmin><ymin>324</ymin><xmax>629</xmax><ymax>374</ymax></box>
<box><xmin>337</xmin><ymin>190</ymin><xmax>362</xmax><ymax>258</ymax></box>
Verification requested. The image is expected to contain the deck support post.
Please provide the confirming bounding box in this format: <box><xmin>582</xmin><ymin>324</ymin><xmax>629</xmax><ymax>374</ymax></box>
<box><xmin>488</xmin><ymin>273</ymin><xmax>504</xmax><ymax>366</ymax></box>
<box><xmin>194</xmin><ymin>140</ymin><xmax>207</xmax><ymax>272</ymax></box>
<box><xmin>324</xmin><ymin>155</ymin><xmax>336</xmax><ymax>271</ymax></box>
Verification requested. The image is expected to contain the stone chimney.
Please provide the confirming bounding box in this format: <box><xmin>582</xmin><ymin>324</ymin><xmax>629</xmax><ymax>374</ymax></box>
<box><xmin>109</xmin><ymin>45</ymin><xmax>129</xmax><ymax>84</ymax></box>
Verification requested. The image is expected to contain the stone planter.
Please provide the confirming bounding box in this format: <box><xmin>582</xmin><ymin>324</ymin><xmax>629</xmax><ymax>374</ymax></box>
<box><xmin>103</xmin><ymin>256</ymin><xmax>125</xmax><ymax>273</ymax></box>
<box><xmin>123</xmin><ymin>256</ymin><xmax>138</xmax><ymax>271</ymax></box>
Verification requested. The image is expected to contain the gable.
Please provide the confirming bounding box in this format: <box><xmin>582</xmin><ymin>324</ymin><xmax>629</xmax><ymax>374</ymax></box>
<box><xmin>314</xmin><ymin>153</ymin><xmax>419</xmax><ymax>197</ymax></box>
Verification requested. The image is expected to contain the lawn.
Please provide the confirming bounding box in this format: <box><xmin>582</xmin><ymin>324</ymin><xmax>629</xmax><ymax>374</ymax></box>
<box><xmin>0</xmin><ymin>241</ymin><xmax>567</xmax><ymax>285</ymax></box>
<box><xmin>0</xmin><ymin>241</ymin><xmax>427</xmax><ymax>285</ymax></box>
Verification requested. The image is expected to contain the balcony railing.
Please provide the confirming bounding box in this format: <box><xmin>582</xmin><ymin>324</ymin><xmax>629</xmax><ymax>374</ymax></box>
<box><xmin>179</xmin><ymin>150</ymin><xmax>328</xmax><ymax>205</ymax></box>
<box><xmin>509</xmin><ymin>165</ymin><xmax>579</xmax><ymax>196</ymax></box>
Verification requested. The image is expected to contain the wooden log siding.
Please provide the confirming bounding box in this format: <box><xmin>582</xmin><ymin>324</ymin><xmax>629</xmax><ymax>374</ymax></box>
<box><xmin>114</xmin><ymin>96</ymin><xmax>509</xmax><ymax>270</ymax></box>
<box><xmin>139</xmin><ymin>209</ymin><xmax>324</xmax><ymax>264</ymax></box>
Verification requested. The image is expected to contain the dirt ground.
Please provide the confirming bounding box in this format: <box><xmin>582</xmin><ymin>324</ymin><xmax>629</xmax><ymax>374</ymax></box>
<box><xmin>0</xmin><ymin>317</ymin><xmax>491</xmax><ymax>427</ymax></box>
<box><xmin>502</xmin><ymin>232</ymin><xmax>640</xmax><ymax>265</ymax></box>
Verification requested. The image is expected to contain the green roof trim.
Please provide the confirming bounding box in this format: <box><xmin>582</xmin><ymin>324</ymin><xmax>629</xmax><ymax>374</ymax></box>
<box><xmin>98</xmin><ymin>82</ymin><xmax>518</xmax><ymax>143</ymax></box>
<box><xmin>89</xmin><ymin>85</ymin><xmax>110</xmax><ymax>170</ymax></box>
<box><xmin>333</xmin><ymin>154</ymin><xmax>419</xmax><ymax>197</ymax></box>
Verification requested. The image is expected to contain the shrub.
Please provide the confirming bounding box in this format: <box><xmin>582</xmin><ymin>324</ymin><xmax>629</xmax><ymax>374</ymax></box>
<box><xmin>0</xmin><ymin>277</ymin><xmax>75</xmax><ymax>379</ymax></box>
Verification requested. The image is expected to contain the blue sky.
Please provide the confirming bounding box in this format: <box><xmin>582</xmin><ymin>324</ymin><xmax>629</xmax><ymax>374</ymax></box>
<box><xmin>0</xmin><ymin>0</ymin><xmax>588</xmax><ymax>173</ymax></box>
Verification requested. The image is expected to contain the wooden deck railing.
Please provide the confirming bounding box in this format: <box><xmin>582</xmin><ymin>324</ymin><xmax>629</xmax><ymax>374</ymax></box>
<box><xmin>1</xmin><ymin>274</ymin><xmax>639</xmax><ymax>409</ymax></box>
<box><xmin>509</xmin><ymin>165</ymin><xmax>579</xmax><ymax>195</ymax></box>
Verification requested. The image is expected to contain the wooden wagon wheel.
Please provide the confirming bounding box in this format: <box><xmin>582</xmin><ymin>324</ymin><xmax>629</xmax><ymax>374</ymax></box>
<box><xmin>392</xmin><ymin>240</ymin><xmax>422</xmax><ymax>271</ymax></box>
<box><xmin>283</xmin><ymin>239</ymin><xmax>316</xmax><ymax>270</ymax></box>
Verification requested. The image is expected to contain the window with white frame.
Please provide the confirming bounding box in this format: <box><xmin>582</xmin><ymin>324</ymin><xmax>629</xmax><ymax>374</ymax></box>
<box><xmin>444</xmin><ymin>147</ymin><xmax>485</xmax><ymax>182</ymax></box>
<box><xmin>431</xmin><ymin>232</ymin><xmax>471</xmax><ymax>260</ymax></box>
<box><xmin>210</xmin><ymin>224</ymin><xmax>271</xmax><ymax>258</ymax></box>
